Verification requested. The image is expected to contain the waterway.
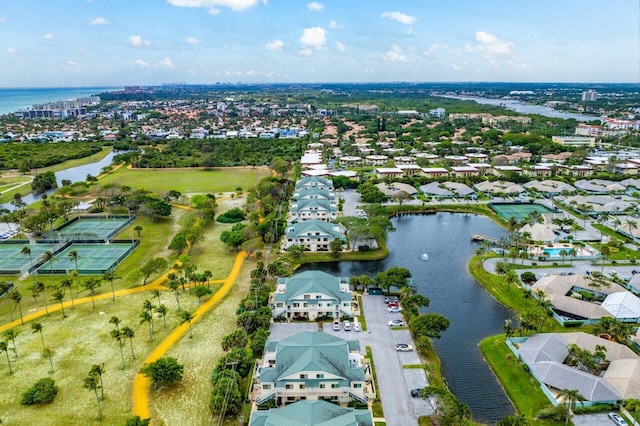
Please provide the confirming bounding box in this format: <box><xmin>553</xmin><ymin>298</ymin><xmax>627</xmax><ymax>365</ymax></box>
<box><xmin>301</xmin><ymin>213</ymin><xmax>515</xmax><ymax>423</ymax></box>
<box><xmin>441</xmin><ymin>95</ymin><xmax>600</xmax><ymax>122</ymax></box>
<box><xmin>1</xmin><ymin>150</ymin><xmax>119</xmax><ymax>210</ymax></box>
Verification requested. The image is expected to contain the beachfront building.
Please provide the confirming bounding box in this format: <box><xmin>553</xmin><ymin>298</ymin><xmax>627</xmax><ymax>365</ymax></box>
<box><xmin>254</xmin><ymin>332</ymin><xmax>371</xmax><ymax>407</ymax></box>
<box><xmin>270</xmin><ymin>270</ymin><xmax>352</xmax><ymax>320</ymax></box>
<box><xmin>508</xmin><ymin>332</ymin><xmax>640</xmax><ymax>406</ymax></box>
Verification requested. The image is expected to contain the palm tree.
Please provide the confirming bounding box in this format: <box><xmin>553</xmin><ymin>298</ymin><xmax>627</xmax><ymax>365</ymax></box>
<box><xmin>624</xmin><ymin>399</ymin><xmax>640</xmax><ymax>426</ymax></box>
<box><xmin>51</xmin><ymin>287</ymin><xmax>66</xmax><ymax>318</ymax></box>
<box><xmin>155</xmin><ymin>304</ymin><xmax>168</xmax><ymax>328</ymax></box>
<box><xmin>83</xmin><ymin>372</ymin><xmax>102</xmax><ymax>420</ymax></box>
<box><xmin>151</xmin><ymin>289</ymin><xmax>161</xmax><ymax>305</ymax></box>
<box><xmin>626</xmin><ymin>219</ymin><xmax>638</xmax><ymax>239</ymax></box>
<box><xmin>89</xmin><ymin>363</ymin><xmax>105</xmax><ymax>400</ymax></box>
<box><xmin>203</xmin><ymin>270</ymin><xmax>212</xmax><ymax>288</ymax></box>
<box><xmin>83</xmin><ymin>278</ymin><xmax>102</xmax><ymax>309</ymax></box>
<box><xmin>110</xmin><ymin>329</ymin><xmax>125</xmax><ymax>369</ymax></box>
<box><xmin>10</xmin><ymin>290</ymin><xmax>23</xmax><ymax>325</ymax></box>
<box><xmin>121</xmin><ymin>327</ymin><xmax>136</xmax><ymax>360</ymax></box>
<box><xmin>4</xmin><ymin>329</ymin><xmax>18</xmax><ymax>358</ymax></box>
<box><xmin>41</xmin><ymin>250</ymin><xmax>57</xmax><ymax>275</ymax></box>
<box><xmin>42</xmin><ymin>347</ymin><xmax>54</xmax><ymax>373</ymax></box>
<box><xmin>109</xmin><ymin>316</ymin><xmax>121</xmax><ymax>331</ymax></box>
<box><xmin>504</xmin><ymin>269</ymin><xmax>519</xmax><ymax>287</ymax></box>
<box><xmin>0</xmin><ymin>341</ymin><xmax>13</xmax><ymax>374</ymax></box>
<box><xmin>568</xmin><ymin>247</ymin><xmax>578</xmax><ymax>265</ymax></box>
<box><xmin>102</xmin><ymin>269</ymin><xmax>121</xmax><ymax>302</ymax></box>
<box><xmin>134</xmin><ymin>225</ymin><xmax>143</xmax><ymax>237</ymax></box>
<box><xmin>32</xmin><ymin>281</ymin><xmax>48</xmax><ymax>314</ymax></box>
<box><xmin>167</xmin><ymin>276</ymin><xmax>182</xmax><ymax>311</ymax></box>
<box><xmin>557</xmin><ymin>388</ymin><xmax>585</xmax><ymax>426</ymax></box>
<box><xmin>31</xmin><ymin>322</ymin><xmax>45</xmax><ymax>349</ymax></box>
<box><xmin>21</xmin><ymin>246</ymin><xmax>33</xmax><ymax>267</ymax></box>
<box><xmin>69</xmin><ymin>269</ymin><xmax>80</xmax><ymax>295</ymax></box>
<box><xmin>139</xmin><ymin>311</ymin><xmax>154</xmax><ymax>342</ymax></box>
<box><xmin>60</xmin><ymin>278</ymin><xmax>74</xmax><ymax>308</ymax></box>
<box><xmin>179</xmin><ymin>310</ymin><xmax>194</xmax><ymax>338</ymax></box>
<box><xmin>68</xmin><ymin>249</ymin><xmax>79</xmax><ymax>275</ymax></box>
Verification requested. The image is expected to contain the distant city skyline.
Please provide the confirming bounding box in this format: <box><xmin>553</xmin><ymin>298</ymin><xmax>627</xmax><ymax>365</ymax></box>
<box><xmin>0</xmin><ymin>0</ymin><xmax>638</xmax><ymax>87</ymax></box>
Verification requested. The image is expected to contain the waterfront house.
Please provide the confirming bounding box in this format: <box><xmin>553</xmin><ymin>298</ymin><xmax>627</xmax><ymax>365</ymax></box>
<box><xmin>282</xmin><ymin>220</ymin><xmax>345</xmax><ymax>252</ymax></box>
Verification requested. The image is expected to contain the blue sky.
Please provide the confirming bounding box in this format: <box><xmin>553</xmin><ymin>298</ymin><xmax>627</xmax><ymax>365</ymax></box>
<box><xmin>0</xmin><ymin>0</ymin><xmax>638</xmax><ymax>87</ymax></box>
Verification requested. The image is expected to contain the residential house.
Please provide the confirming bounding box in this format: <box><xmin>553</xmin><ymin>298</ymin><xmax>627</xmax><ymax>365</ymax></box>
<box><xmin>249</xmin><ymin>400</ymin><xmax>373</xmax><ymax>426</ymax></box>
<box><xmin>282</xmin><ymin>220</ymin><xmax>345</xmax><ymax>252</ymax></box>
<box><xmin>288</xmin><ymin>198</ymin><xmax>338</xmax><ymax>223</ymax></box>
<box><xmin>270</xmin><ymin>270</ymin><xmax>352</xmax><ymax>320</ymax></box>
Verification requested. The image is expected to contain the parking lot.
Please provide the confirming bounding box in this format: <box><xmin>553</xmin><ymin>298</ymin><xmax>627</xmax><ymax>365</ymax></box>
<box><xmin>268</xmin><ymin>294</ymin><xmax>434</xmax><ymax>425</ymax></box>
<box><xmin>572</xmin><ymin>413</ymin><xmax>622</xmax><ymax>426</ymax></box>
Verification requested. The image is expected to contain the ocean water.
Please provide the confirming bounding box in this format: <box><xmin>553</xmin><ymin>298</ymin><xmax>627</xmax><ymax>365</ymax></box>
<box><xmin>0</xmin><ymin>87</ymin><xmax>122</xmax><ymax>115</ymax></box>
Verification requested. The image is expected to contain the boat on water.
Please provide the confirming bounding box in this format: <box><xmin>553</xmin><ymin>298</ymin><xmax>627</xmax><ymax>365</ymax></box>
<box><xmin>421</xmin><ymin>253</ymin><xmax>429</xmax><ymax>260</ymax></box>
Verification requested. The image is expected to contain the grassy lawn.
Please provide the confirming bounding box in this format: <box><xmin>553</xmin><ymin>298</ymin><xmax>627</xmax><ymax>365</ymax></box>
<box><xmin>592</xmin><ymin>224</ymin><xmax>638</xmax><ymax>246</ymax></box>
<box><xmin>97</xmin><ymin>166</ymin><xmax>269</xmax><ymax>195</ymax></box>
<box><xmin>365</xmin><ymin>346</ymin><xmax>384</xmax><ymax>418</ymax></box>
<box><xmin>479</xmin><ymin>335</ymin><xmax>562</xmax><ymax>425</ymax></box>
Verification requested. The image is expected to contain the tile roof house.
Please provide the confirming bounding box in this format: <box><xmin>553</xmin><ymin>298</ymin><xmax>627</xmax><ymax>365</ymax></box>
<box><xmin>254</xmin><ymin>332</ymin><xmax>371</xmax><ymax>407</ymax></box>
<box><xmin>282</xmin><ymin>219</ymin><xmax>345</xmax><ymax>252</ymax></box>
<box><xmin>270</xmin><ymin>270</ymin><xmax>352</xmax><ymax>320</ymax></box>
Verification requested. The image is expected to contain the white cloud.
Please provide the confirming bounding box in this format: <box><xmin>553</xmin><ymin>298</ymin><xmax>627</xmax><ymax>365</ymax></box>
<box><xmin>42</xmin><ymin>33</ymin><xmax>54</xmax><ymax>40</ymax></box>
<box><xmin>246</xmin><ymin>69</ymin><xmax>257</xmax><ymax>75</ymax></box>
<box><xmin>134</xmin><ymin>59</ymin><xmax>150</xmax><ymax>67</ymax></box>
<box><xmin>265</xmin><ymin>40</ymin><xmax>284</xmax><ymax>51</ymax></box>
<box><xmin>299</xmin><ymin>48</ymin><xmax>312</xmax><ymax>56</ymax></box>
<box><xmin>307</xmin><ymin>2</ymin><xmax>323</xmax><ymax>12</ymax></box>
<box><xmin>208</xmin><ymin>7</ymin><xmax>220</xmax><ymax>15</ymax></box>
<box><xmin>424</xmin><ymin>43</ymin><xmax>449</xmax><ymax>55</ymax></box>
<box><xmin>65</xmin><ymin>60</ymin><xmax>79</xmax><ymax>67</ymax></box>
<box><xmin>167</xmin><ymin>0</ymin><xmax>260</xmax><ymax>12</ymax></box>
<box><xmin>186</xmin><ymin>36</ymin><xmax>201</xmax><ymax>44</ymax></box>
<box><xmin>7</xmin><ymin>48</ymin><xmax>17</xmax><ymax>54</ymax></box>
<box><xmin>128</xmin><ymin>35</ymin><xmax>151</xmax><ymax>46</ymax></box>
<box><xmin>383</xmin><ymin>44</ymin><xmax>408</xmax><ymax>62</ymax></box>
<box><xmin>381</xmin><ymin>11</ymin><xmax>416</xmax><ymax>25</ymax></box>
<box><xmin>450</xmin><ymin>64</ymin><xmax>462</xmax><ymax>70</ymax></box>
<box><xmin>89</xmin><ymin>17</ymin><xmax>110</xmax><ymax>25</ymax></box>
<box><xmin>0</xmin><ymin>18</ymin><xmax>6</xmax><ymax>24</ymax></box>
<box><xmin>334</xmin><ymin>41</ymin><xmax>346</xmax><ymax>52</ymax></box>
<box><xmin>158</xmin><ymin>57</ymin><xmax>174</xmax><ymax>67</ymax></box>
<box><xmin>328</xmin><ymin>20</ymin><xmax>341</xmax><ymax>29</ymax></box>
<box><xmin>466</xmin><ymin>31</ymin><xmax>514</xmax><ymax>58</ymax></box>
<box><xmin>300</xmin><ymin>27</ymin><xmax>326</xmax><ymax>49</ymax></box>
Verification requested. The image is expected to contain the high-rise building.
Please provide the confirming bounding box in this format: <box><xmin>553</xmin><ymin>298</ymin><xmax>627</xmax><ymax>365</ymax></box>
<box><xmin>581</xmin><ymin>90</ymin><xmax>598</xmax><ymax>102</ymax></box>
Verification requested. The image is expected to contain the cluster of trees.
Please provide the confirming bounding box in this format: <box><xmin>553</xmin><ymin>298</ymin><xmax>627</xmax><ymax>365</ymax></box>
<box><xmin>168</xmin><ymin>200</ymin><xmax>216</xmax><ymax>253</ymax></box>
<box><xmin>0</xmin><ymin>141</ymin><xmax>102</xmax><ymax>171</ymax></box>
<box><xmin>210</xmin><ymin>258</ymin><xmax>273</xmax><ymax>418</ymax></box>
<box><xmin>336</xmin><ymin>204</ymin><xmax>395</xmax><ymax>251</ymax></box>
<box><xmin>31</xmin><ymin>171</ymin><xmax>58</xmax><ymax>194</ymax></box>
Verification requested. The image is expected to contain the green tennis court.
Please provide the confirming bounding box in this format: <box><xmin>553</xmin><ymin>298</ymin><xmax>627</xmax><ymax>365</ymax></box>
<box><xmin>36</xmin><ymin>243</ymin><xmax>136</xmax><ymax>275</ymax></box>
<box><xmin>44</xmin><ymin>217</ymin><xmax>132</xmax><ymax>241</ymax></box>
<box><xmin>489</xmin><ymin>203</ymin><xmax>554</xmax><ymax>222</ymax></box>
<box><xmin>0</xmin><ymin>243</ymin><xmax>57</xmax><ymax>274</ymax></box>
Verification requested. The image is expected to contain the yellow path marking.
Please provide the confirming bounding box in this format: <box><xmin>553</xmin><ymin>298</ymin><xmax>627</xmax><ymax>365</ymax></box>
<box><xmin>132</xmin><ymin>251</ymin><xmax>247</xmax><ymax>420</ymax></box>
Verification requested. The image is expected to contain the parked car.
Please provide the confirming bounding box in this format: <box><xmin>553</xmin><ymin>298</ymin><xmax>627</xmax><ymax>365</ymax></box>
<box><xmin>384</xmin><ymin>296</ymin><xmax>399</xmax><ymax>304</ymax></box>
<box><xmin>608</xmin><ymin>412</ymin><xmax>628</xmax><ymax>426</ymax></box>
<box><xmin>410</xmin><ymin>388</ymin><xmax>421</xmax><ymax>398</ymax></box>
<box><xmin>387</xmin><ymin>306</ymin><xmax>402</xmax><ymax>313</ymax></box>
<box><xmin>353</xmin><ymin>322</ymin><xmax>361</xmax><ymax>332</ymax></box>
<box><xmin>332</xmin><ymin>320</ymin><xmax>341</xmax><ymax>331</ymax></box>
<box><xmin>632</xmin><ymin>270</ymin><xmax>640</xmax><ymax>275</ymax></box>
<box><xmin>388</xmin><ymin>319</ymin><xmax>406</xmax><ymax>327</ymax></box>
<box><xmin>343</xmin><ymin>320</ymin><xmax>351</xmax><ymax>331</ymax></box>
<box><xmin>609</xmin><ymin>270</ymin><xmax>618</xmax><ymax>276</ymax></box>
<box><xmin>395</xmin><ymin>343</ymin><xmax>414</xmax><ymax>352</ymax></box>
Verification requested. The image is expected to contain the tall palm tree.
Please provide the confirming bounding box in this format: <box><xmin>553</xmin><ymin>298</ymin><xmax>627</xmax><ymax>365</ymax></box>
<box><xmin>624</xmin><ymin>399</ymin><xmax>640</xmax><ymax>426</ymax></box>
<box><xmin>110</xmin><ymin>329</ymin><xmax>125</xmax><ymax>369</ymax></box>
<box><xmin>11</xmin><ymin>291</ymin><xmax>24</xmax><ymax>325</ymax></box>
<box><xmin>68</xmin><ymin>250</ymin><xmax>79</xmax><ymax>275</ymax></box>
<box><xmin>4</xmin><ymin>329</ymin><xmax>18</xmax><ymax>358</ymax></box>
<box><xmin>69</xmin><ymin>269</ymin><xmax>80</xmax><ymax>295</ymax></box>
<box><xmin>32</xmin><ymin>281</ymin><xmax>48</xmax><ymax>314</ymax></box>
<box><xmin>83</xmin><ymin>278</ymin><xmax>102</xmax><ymax>309</ymax></box>
<box><xmin>102</xmin><ymin>269</ymin><xmax>121</xmax><ymax>302</ymax></box>
<box><xmin>167</xmin><ymin>276</ymin><xmax>181</xmax><ymax>311</ymax></box>
<box><xmin>151</xmin><ymin>289</ymin><xmax>161</xmax><ymax>305</ymax></box>
<box><xmin>60</xmin><ymin>278</ymin><xmax>74</xmax><ymax>308</ymax></box>
<box><xmin>31</xmin><ymin>322</ymin><xmax>45</xmax><ymax>349</ymax></box>
<box><xmin>21</xmin><ymin>246</ymin><xmax>33</xmax><ymax>267</ymax></box>
<box><xmin>557</xmin><ymin>388</ymin><xmax>585</xmax><ymax>426</ymax></box>
<box><xmin>51</xmin><ymin>287</ymin><xmax>66</xmax><ymax>318</ymax></box>
<box><xmin>89</xmin><ymin>363</ymin><xmax>105</xmax><ymax>400</ymax></box>
<box><xmin>139</xmin><ymin>310</ymin><xmax>154</xmax><ymax>342</ymax></box>
<box><xmin>41</xmin><ymin>250</ymin><xmax>57</xmax><ymax>275</ymax></box>
<box><xmin>121</xmin><ymin>327</ymin><xmax>136</xmax><ymax>360</ymax></box>
<box><xmin>0</xmin><ymin>341</ymin><xmax>13</xmax><ymax>374</ymax></box>
<box><xmin>179</xmin><ymin>310</ymin><xmax>194</xmax><ymax>338</ymax></box>
<box><xmin>155</xmin><ymin>304</ymin><xmax>168</xmax><ymax>328</ymax></box>
<box><xmin>626</xmin><ymin>219</ymin><xmax>638</xmax><ymax>239</ymax></box>
<box><xmin>83</xmin><ymin>372</ymin><xmax>102</xmax><ymax>420</ymax></box>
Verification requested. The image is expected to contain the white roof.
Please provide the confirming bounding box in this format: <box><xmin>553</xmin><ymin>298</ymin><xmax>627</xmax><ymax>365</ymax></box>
<box><xmin>602</xmin><ymin>292</ymin><xmax>640</xmax><ymax>319</ymax></box>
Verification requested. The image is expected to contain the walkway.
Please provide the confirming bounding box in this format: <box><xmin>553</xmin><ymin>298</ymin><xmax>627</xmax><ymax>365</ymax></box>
<box><xmin>132</xmin><ymin>251</ymin><xmax>247</xmax><ymax>420</ymax></box>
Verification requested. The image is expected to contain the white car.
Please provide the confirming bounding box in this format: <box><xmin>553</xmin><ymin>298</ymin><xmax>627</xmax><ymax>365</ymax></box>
<box><xmin>395</xmin><ymin>343</ymin><xmax>414</xmax><ymax>352</ymax></box>
<box><xmin>342</xmin><ymin>320</ymin><xmax>351</xmax><ymax>331</ymax></box>
<box><xmin>608</xmin><ymin>413</ymin><xmax>628</xmax><ymax>426</ymax></box>
<box><xmin>388</xmin><ymin>319</ymin><xmax>406</xmax><ymax>327</ymax></box>
<box><xmin>387</xmin><ymin>306</ymin><xmax>402</xmax><ymax>313</ymax></box>
<box><xmin>332</xmin><ymin>320</ymin><xmax>341</xmax><ymax>331</ymax></box>
<box><xmin>353</xmin><ymin>322</ymin><xmax>361</xmax><ymax>332</ymax></box>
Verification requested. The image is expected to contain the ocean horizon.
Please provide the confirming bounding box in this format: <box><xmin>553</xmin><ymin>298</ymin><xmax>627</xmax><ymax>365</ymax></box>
<box><xmin>0</xmin><ymin>86</ymin><xmax>123</xmax><ymax>116</ymax></box>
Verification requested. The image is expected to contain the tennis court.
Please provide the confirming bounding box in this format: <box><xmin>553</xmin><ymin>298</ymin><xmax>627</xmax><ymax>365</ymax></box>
<box><xmin>44</xmin><ymin>216</ymin><xmax>133</xmax><ymax>242</ymax></box>
<box><xmin>489</xmin><ymin>202</ymin><xmax>554</xmax><ymax>222</ymax></box>
<box><xmin>36</xmin><ymin>242</ymin><xmax>137</xmax><ymax>275</ymax></box>
<box><xmin>0</xmin><ymin>243</ymin><xmax>57</xmax><ymax>275</ymax></box>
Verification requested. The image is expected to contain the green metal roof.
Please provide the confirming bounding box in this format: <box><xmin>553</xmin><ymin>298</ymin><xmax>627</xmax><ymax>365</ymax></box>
<box><xmin>274</xmin><ymin>270</ymin><xmax>351</xmax><ymax>304</ymax></box>
<box><xmin>250</xmin><ymin>400</ymin><xmax>373</xmax><ymax>426</ymax></box>
<box><xmin>285</xmin><ymin>219</ymin><xmax>345</xmax><ymax>239</ymax></box>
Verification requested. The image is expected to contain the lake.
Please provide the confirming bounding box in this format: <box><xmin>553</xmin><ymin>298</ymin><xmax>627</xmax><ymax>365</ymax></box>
<box><xmin>301</xmin><ymin>213</ymin><xmax>515</xmax><ymax>423</ymax></box>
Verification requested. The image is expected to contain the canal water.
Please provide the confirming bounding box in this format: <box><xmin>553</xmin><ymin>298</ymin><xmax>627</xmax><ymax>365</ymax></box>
<box><xmin>1</xmin><ymin>150</ymin><xmax>119</xmax><ymax>210</ymax></box>
<box><xmin>301</xmin><ymin>212</ymin><xmax>515</xmax><ymax>423</ymax></box>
